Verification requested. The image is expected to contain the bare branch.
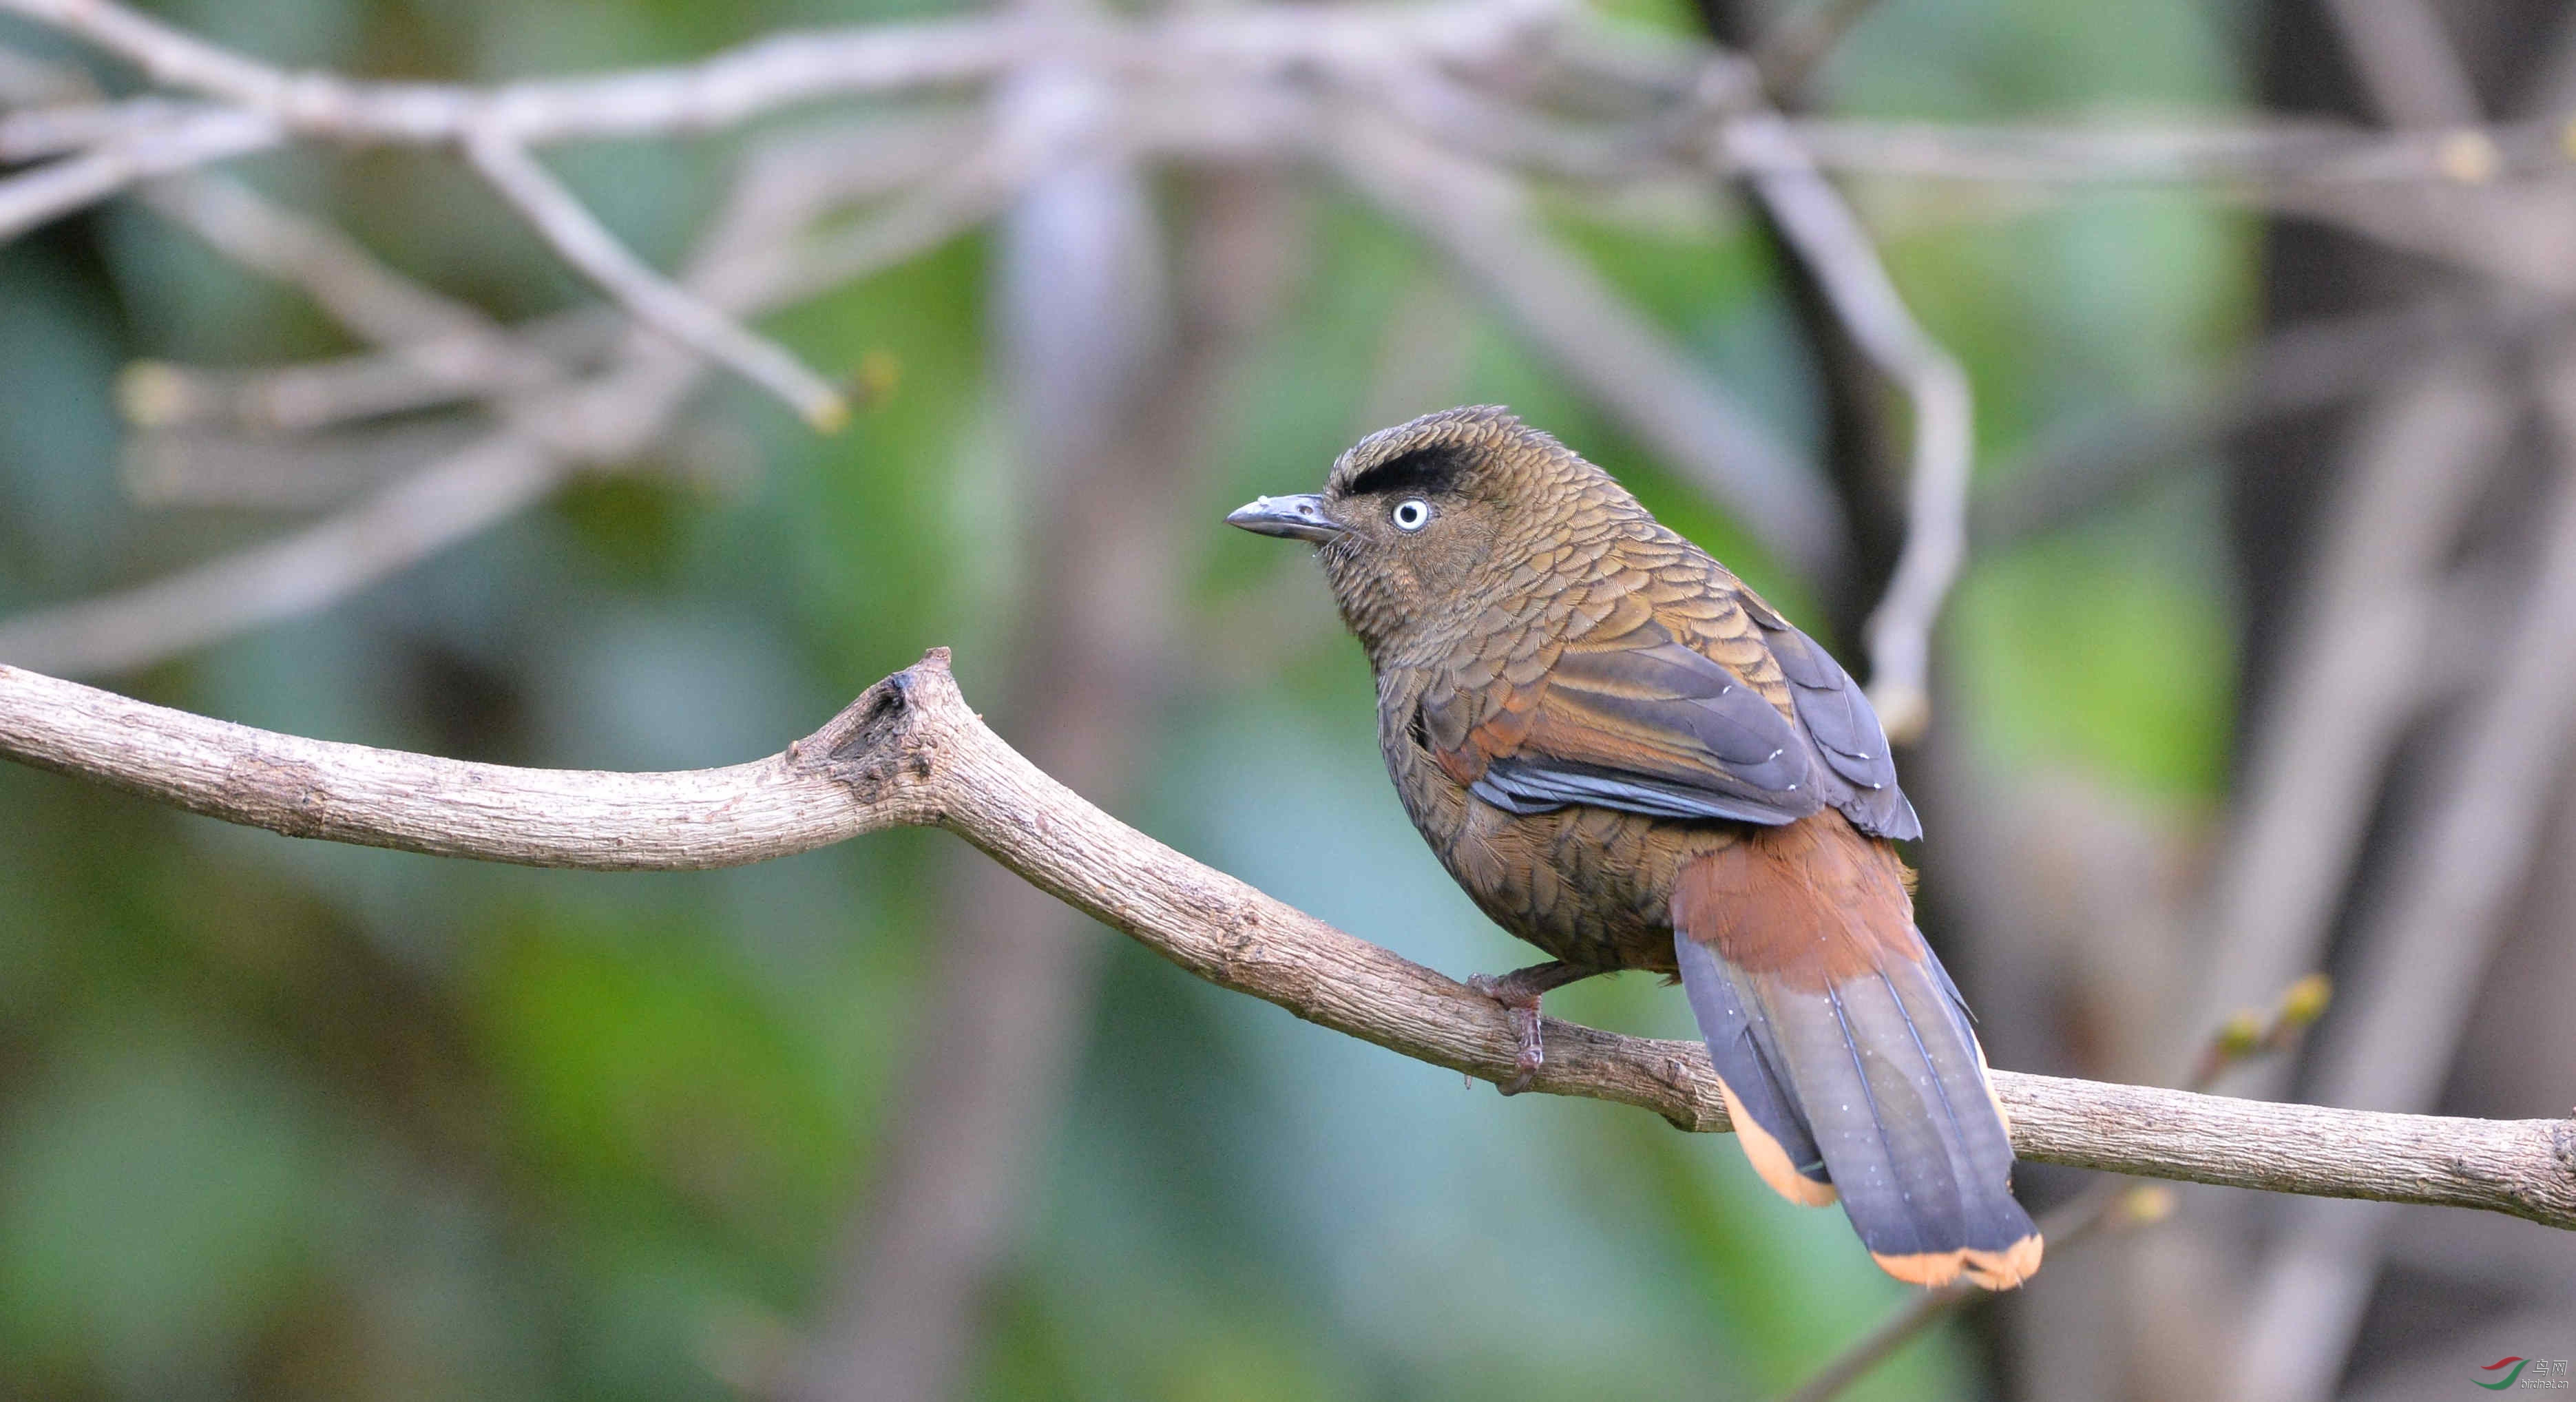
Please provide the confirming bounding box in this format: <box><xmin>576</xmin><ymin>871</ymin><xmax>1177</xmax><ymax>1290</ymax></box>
<box><xmin>1704</xmin><ymin>78</ymin><xmax>1971</xmax><ymax>742</ymax></box>
<box><xmin>1326</xmin><ymin>105</ymin><xmax>1851</xmax><ymax>587</ymax></box>
<box><xmin>112</xmin><ymin>317</ymin><xmax>609</xmax><ymax>434</ymax></box>
<box><xmin>2177</xmin><ymin>355</ymin><xmax>2517</xmax><ymax>1076</ymax></box>
<box><xmin>461</xmin><ymin>125</ymin><xmax>847</xmax><ymax>428</ymax></box>
<box><xmin>0</xmin><ymin>649</ymin><xmax>2570</xmax><ymax>1231</ymax></box>
<box><xmin>1750</xmin><ymin>116</ymin><xmax>2572</xmax><ymax>187</ymax></box>
<box><xmin>137</xmin><ymin>172</ymin><xmax>552</xmax><ymax>373</ymax></box>
<box><xmin>2233</xmin><ymin>353</ymin><xmax>2576</xmax><ymax>1402</ymax></box>
<box><xmin>0</xmin><ymin>429</ymin><xmax>565</xmax><ymax>676</ymax></box>
<box><xmin>1782</xmin><ymin>1182</ymin><xmax>2172</xmax><ymax>1402</ymax></box>
<box><xmin>2321</xmin><ymin>0</ymin><xmax>2481</xmax><ymax>129</ymax></box>
<box><xmin>0</xmin><ymin>0</ymin><xmax>1029</xmax><ymax>142</ymax></box>
<box><xmin>1751</xmin><ymin>0</ymin><xmax>1886</xmax><ymax>99</ymax></box>
<box><xmin>118</xmin><ymin>116</ymin><xmax>991</xmax><ymax>434</ymax></box>
<box><xmin>1971</xmin><ymin>295</ymin><xmax>2559</xmax><ymax>550</ymax></box>
<box><xmin>0</xmin><ymin>0</ymin><xmax>1566</xmax><ymax>148</ymax></box>
<box><xmin>1</xmin><ymin>112</ymin><xmax>1024</xmax><ymax>678</ymax></box>
<box><xmin>0</xmin><ymin>103</ymin><xmax>276</xmax><ymax>241</ymax></box>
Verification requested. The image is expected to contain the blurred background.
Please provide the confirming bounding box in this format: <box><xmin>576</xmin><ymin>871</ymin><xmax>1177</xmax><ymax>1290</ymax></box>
<box><xmin>2</xmin><ymin>0</ymin><xmax>2573</xmax><ymax>1399</ymax></box>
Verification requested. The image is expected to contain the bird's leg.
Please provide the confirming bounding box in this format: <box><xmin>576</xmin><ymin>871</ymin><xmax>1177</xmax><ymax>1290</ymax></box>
<box><xmin>1464</xmin><ymin>961</ymin><xmax>1598</xmax><ymax>1095</ymax></box>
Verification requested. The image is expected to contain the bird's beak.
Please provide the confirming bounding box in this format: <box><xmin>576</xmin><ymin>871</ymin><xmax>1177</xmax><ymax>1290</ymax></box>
<box><xmin>1226</xmin><ymin>492</ymin><xmax>1343</xmax><ymax>543</ymax></box>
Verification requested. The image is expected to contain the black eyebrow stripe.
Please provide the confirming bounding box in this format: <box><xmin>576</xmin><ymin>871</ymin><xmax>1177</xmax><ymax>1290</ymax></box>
<box><xmin>1341</xmin><ymin>444</ymin><xmax>1467</xmax><ymax>499</ymax></box>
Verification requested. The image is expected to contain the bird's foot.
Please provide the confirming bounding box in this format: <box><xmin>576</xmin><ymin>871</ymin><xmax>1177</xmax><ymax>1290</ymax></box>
<box><xmin>1465</xmin><ymin>961</ymin><xmax>1591</xmax><ymax>1096</ymax></box>
<box><xmin>1467</xmin><ymin>974</ymin><xmax>1547</xmax><ymax>1094</ymax></box>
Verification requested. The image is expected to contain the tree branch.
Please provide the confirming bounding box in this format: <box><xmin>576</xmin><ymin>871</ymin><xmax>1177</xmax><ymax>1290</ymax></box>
<box><xmin>1705</xmin><ymin>81</ymin><xmax>1973</xmax><ymax>742</ymax></box>
<box><xmin>1326</xmin><ymin>105</ymin><xmax>1852</xmax><ymax>587</ymax></box>
<box><xmin>1</xmin><ymin>649</ymin><xmax>2570</xmax><ymax>1232</ymax></box>
<box><xmin>459</xmin><ymin>124</ymin><xmax>847</xmax><ymax>428</ymax></box>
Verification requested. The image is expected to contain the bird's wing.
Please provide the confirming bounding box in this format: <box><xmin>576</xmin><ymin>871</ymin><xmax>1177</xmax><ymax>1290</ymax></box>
<box><xmin>1420</xmin><ymin>598</ymin><xmax>1823</xmax><ymax>827</ymax></box>
<box><xmin>1732</xmin><ymin>596</ymin><xmax>1920</xmax><ymax>840</ymax></box>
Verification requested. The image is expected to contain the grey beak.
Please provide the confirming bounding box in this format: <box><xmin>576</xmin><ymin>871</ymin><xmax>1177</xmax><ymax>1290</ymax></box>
<box><xmin>1226</xmin><ymin>492</ymin><xmax>1343</xmax><ymax>543</ymax></box>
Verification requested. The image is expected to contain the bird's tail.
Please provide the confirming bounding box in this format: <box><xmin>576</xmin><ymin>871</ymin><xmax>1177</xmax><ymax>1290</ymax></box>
<box><xmin>1670</xmin><ymin>817</ymin><xmax>2040</xmax><ymax>1289</ymax></box>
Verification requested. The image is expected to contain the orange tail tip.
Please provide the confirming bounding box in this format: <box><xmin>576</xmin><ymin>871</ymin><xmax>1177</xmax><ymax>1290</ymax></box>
<box><xmin>1673</xmin><ymin>817</ymin><xmax>2042</xmax><ymax>1290</ymax></box>
<box><xmin>1716</xmin><ymin>1077</ymin><xmax>1838</xmax><ymax>1208</ymax></box>
<box><xmin>1872</xmin><ymin>1233</ymin><xmax>2046</xmax><ymax>1290</ymax></box>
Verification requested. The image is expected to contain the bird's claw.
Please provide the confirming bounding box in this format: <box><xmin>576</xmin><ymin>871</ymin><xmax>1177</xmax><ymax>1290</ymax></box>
<box><xmin>1467</xmin><ymin>972</ymin><xmax>1547</xmax><ymax>1096</ymax></box>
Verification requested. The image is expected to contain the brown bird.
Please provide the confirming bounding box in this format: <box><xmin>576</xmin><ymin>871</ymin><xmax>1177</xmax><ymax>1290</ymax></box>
<box><xmin>1228</xmin><ymin>406</ymin><xmax>2040</xmax><ymax>1290</ymax></box>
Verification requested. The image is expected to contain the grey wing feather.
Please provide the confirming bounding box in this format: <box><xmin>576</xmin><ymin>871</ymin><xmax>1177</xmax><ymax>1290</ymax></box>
<box><xmin>1755</xmin><ymin>619</ymin><xmax>1921</xmax><ymax>840</ymax></box>
<box><xmin>1473</xmin><ymin>760</ymin><xmax>1806</xmax><ymax>825</ymax></box>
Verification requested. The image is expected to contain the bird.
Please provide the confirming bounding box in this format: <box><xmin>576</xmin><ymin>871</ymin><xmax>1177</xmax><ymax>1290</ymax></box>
<box><xmin>1226</xmin><ymin>405</ymin><xmax>2040</xmax><ymax>1290</ymax></box>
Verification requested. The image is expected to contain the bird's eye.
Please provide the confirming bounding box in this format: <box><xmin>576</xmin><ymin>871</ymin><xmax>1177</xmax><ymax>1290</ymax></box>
<box><xmin>1391</xmin><ymin>499</ymin><xmax>1431</xmax><ymax>532</ymax></box>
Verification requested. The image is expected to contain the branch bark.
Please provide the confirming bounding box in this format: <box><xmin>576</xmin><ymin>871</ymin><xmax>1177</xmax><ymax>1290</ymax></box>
<box><xmin>3</xmin><ymin>650</ymin><xmax>2572</xmax><ymax>1233</ymax></box>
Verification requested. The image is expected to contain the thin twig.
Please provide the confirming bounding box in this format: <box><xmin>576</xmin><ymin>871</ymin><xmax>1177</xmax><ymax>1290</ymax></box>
<box><xmin>0</xmin><ymin>428</ymin><xmax>569</xmax><ymax>676</ymax></box>
<box><xmin>1783</xmin><ymin>974</ymin><xmax>2330</xmax><ymax>1402</ymax></box>
<box><xmin>2232</xmin><ymin>354</ymin><xmax>2576</xmax><ymax>1402</ymax></box>
<box><xmin>1326</xmin><ymin>104</ymin><xmax>1851</xmax><ymax>587</ymax></box>
<box><xmin>137</xmin><ymin>172</ymin><xmax>554</xmax><ymax>378</ymax></box>
<box><xmin>0</xmin><ymin>115</ymin><xmax>1028</xmax><ymax>677</ymax></box>
<box><xmin>117</xmin><ymin>116</ymin><xmax>992</xmax><ymax>433</ymax></box>
<box><xmin>0</xmin><ymin>0</ymin><xmax>1565</xmax><ymax>147</ymax></box>
<box><xmin>1764</xmin><ymin>116</ymin><xmax>2570</xmax><ymax>186</ymax></box>
<box><xmin>2176</xmin><ymin>355</ymin><xmax>2516</xmax><ymax>1081</ymax></box>
<box><xmin>461</xmin><ymin>124</ymin><xmax>848</xmax><ymax>429</ymax></box>
<box><xmin>2321</xmin><ymin>0</ymin><xmax>2482</xmax><ymax>129</ymax></box>
<box><xmin>1779</xmin><ymin>1182</ymin><xmax>2170</xmax><ymax>1402</ymax></box>
<box><xmin>1705</xmin><ymin>82</ymin><xmax>1972</xmax><ymax>742</ymax></box>
<box><xmin>1750</xmin><ymin>0</ymin><xmax>1886</xmax><ymax>99</ymax></box>
<box><xmin>0</xmin><ymin>103</ymin><xmax>277</xmax><ymax>240</ymax></box>
<box><xmin>1</xmin><ymin>649</ymin><xmax>2572</xmax><ymax>1230</ymax></box>
<box><xmin>1971</xmin><ymin>296</ymin><xmax>2559</xmax><ymax>550</ymax></box>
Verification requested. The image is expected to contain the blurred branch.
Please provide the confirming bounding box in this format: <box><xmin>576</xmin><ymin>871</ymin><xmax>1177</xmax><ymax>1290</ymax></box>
<box><xmin>2320</xmin><ymin>0</ymin><xmax>2480</xmax><ymax>129</ymax></box>
<box><xmin>2175</xmin><ymin>354</ymin><xmax>2517</xmax><ymax>1079</ymax></box>
<box><xmin>791</xmin><ymin>45</ymin><xmax>1194</xmax><ymax>1401</ymax></box>
<box><xmin>0</xmin><ymin>113</ymin><xmax>1026</xmax><ymax>677</ymax></box>
<box><xmin>1750</xmin><ymin>0</ymin><xmax>1883</xmax><ymax>100</ymax></box>
<box><xmin>2</xmin><ymin>649</ymin><xmax>2573</xmax><ymax>1231</ymax></box>
<box><xmin>0</xmin><ymin>422</ymin><xmax>571</xmax><ymax>676</ymax></box>
<box><xmin>0</xmin><ymin>103</ymin><xmax>277</xmax><ymax>240</ymax></box>
<box><xmin>112</xmin><ymin>314</ymin><xmax>613</xmax><ymax>435</ymax></box>
<box><xmin>0</xmin><ymin>0</ymin><xmax>1561</xmax><ymax>147</ymax></box>
<box><xmin>118</xmin><ymin>116</ymin><xmax>992</xmax><ymax>434</ymax></box>
<box><xmin>0</xmin><ymin>0</ymin><xmax>1561</xmax><ymax>416</ymax></box>
<box><xmin>0</xmin><ymin>1</ymin><xmax>1027</xmax><ymax>143</ymax></box>
<box><xmin>1701</xmin><ymin>72</ymin><xmax>1972</xmax><ymax>741</ymax></box>
<box><xmin>136</xmin><ymin>172</ymin><xmax>556</xmax><ymax>380</ymax></box>
<box><xmin>11</xmin><ymin>0</ymin><xmax>2565</xmax><ymax>452</ymax></box>
<box><xmin>1752</xmin><ymin>116</ymin><xmax>2570</xmax><ymax>186</ymax></box>
<box><xmin>2232</xmin><ymin>356</ymin><xmax>2576</xmax><ymax>1402</ymax></box>
<box><xmin>1783</xmin><ymin>973</ymin><xmax>2329</xmax><ymax>1402</ymax></box>
<box><xmin>461</xmin><ymin>124</ymin><xmax>846</xmax><ymax>427</ymax></box>
<box><xmin>1784</xmin><ymin>1184</ymin><xmax>2175</xmax><ymax>1402</ymax></box>
<box><xmin>1327</xmin><ymin>105</ymin><xmax>1852</xmax><ymax>586</ymax></box>
<box><xmin>1970</xmin><ymin>295</ymin><xmax>2560</xmax><ymax>550</ymax></box>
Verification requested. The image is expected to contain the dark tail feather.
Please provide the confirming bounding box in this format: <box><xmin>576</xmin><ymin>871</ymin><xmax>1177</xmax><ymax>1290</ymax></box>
<box><xmin>1675</xmin><ymin>925</ymin><xmax>2041</xmax><ymax>1289</ymax></box>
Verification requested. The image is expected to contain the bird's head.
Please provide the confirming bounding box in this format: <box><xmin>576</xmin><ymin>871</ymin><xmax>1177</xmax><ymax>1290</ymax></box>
<box><xmin>1228</xmin><ymin>406</ymin><xmax>1640</xmax><ymax>660</ymax></box>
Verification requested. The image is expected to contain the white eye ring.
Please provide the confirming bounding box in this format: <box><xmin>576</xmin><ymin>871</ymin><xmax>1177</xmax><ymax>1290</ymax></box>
<box><xmin>1391</xmin><ymin>499</ymin><xmax>1431</xmax><ymax>532</ymax></box>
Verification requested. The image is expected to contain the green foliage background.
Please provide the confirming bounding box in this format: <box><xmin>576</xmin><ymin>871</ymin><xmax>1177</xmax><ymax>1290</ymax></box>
<box><xmin>0</xmin><ymin>0</ymin><xmax>2248</xmax><ymax>1396</ymax></box>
